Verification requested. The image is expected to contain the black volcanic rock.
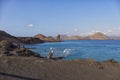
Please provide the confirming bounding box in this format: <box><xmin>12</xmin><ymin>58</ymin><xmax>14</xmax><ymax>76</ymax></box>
<box><xmin>0</xmin><ymin>30</ymin><xmax>20</xmax><ymax>43</ymax></box>
<box><xmin>0</xmin><ymin>40</ymin><xmax>41</xmax><ymax>57</ymax></box>
<box><xmin>0</xmin><ymin>40</ymin><xmax>18</xmax><ymax>51</ymax></box>
<box><xmin>17</xmin><ymin>37</ymin><xmax>44</xmax><ymax>44</ymax></box>
<box><xmin>55</xmin><ymin>34</ymin><xmax>61</xmax><ymax>42</ymax></box>
<box><xmin>0</xmin><ymin>30</ymin><xmax>44</xmax><ymax>44</ymax></box>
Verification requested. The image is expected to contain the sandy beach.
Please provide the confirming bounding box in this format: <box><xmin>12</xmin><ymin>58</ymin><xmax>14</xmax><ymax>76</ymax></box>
<box><xmin>0</xmin><ymin>56</ymin><xmax>120</xmax><ymax>80</ymax></box>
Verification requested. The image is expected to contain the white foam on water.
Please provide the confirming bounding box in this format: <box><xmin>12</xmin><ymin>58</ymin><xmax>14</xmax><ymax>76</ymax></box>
<box><xmin>63</xmin><ymin>48</ymin><xmax>72</xmax><ymax>57</ymax></box>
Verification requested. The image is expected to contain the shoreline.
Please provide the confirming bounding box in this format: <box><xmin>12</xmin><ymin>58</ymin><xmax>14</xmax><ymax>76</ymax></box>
<box><xmin>0</xmin><ymin>39</ymin><xmax>120</xmax><ymax>80</ymax></box>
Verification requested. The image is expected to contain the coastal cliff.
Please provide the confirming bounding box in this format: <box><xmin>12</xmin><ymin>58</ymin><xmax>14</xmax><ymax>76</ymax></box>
<box><xmin>0</xmin><ymin>30</ymin><xmax>61</xmax><ymax>44</ymax></box>
<box><xmin>0</xmin><ymin>30</ymin><xmax>44</xmax><ymax>44</ymax></box>
<box><xmin>0</xmin><ymin>30</ymin><xmax>20</xmax><ymax>43</ymax></box>
<box><xmin>34</xmin><ymin>34</ymin><xmax>61</xmax><ymax>42</ymax></box>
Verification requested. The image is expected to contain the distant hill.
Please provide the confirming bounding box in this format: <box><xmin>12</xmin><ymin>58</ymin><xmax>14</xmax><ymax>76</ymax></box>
<box><xmin>0</xmin><ymin>30</ymin><xmax>44</xmax><ymax>44</ymax></box>
<box><xmin>0</xmin><ymin>30</ymin><xmax>116</xmax><ymax>44</ymax></box>
<box><xmin>87</xmin><ymin>32</ymin><xmax>110</xmax><ymax>40</ymax></box>
<box><xmin>0</xmin><ymin>30</ymin><xmax>20</xmax><ymax>43</ymax></box>
<box><xmin>34</xmin><ymin>34</ymin><xmax>61</xmax><ymax>42</ymax></box>
<box><xmin>61</xmin><ymin>32</ymin><xmax>110</xmax><ymax>40</ymax></box>
<box><xmin>34</xmin><ymin>34</ymin><xmax>46</xmax><ymax>40</ymax></box>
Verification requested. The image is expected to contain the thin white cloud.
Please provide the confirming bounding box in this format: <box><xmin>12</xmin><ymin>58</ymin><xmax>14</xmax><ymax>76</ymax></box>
<box><xmin>27</xmin><ymin>24</ymin><xmax>33</xmax><ymax>27</ymax></box>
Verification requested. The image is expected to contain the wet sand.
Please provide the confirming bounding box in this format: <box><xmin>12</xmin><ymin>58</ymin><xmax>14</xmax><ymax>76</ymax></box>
<box><xmin>0</xmin><ymin>56</ymin><xmax>120</xmax><ymax>80</ymax></box>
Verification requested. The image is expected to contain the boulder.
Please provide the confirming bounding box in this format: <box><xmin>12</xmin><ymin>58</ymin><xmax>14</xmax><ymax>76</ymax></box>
<box><xmin>44</xmin><ymin>36</ymin><xmax>56</xmax><ymax>42</ymax></box>
<box><xmin>12</xmin><ymin>48</ymin><xmax>41</xmax><ymax>57</ymax></box>
<box><xmin>0</xmin><ymin>40</ymin><xmax>41</xmax><ymax>57</ymax></box>
<box><xmin>0</xmin><ymin>40</ymin><xmax>18</xmax><ymax>51</ymax></box>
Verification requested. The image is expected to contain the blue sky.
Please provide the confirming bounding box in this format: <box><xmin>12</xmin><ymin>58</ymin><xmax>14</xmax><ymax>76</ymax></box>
<box><xmin>0</xmin><ymin>0</ymin><xmax>120</xmax><ymax>36</ymax></box>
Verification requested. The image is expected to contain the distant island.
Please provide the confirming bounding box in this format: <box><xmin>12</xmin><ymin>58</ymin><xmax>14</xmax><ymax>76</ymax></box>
<box><xmin>60</xmin><ymin>32</ymin><xmax>110</xmax><ymax>40</ymax></box>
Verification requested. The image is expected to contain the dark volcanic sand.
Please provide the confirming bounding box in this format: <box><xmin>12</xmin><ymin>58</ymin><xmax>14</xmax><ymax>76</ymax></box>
<box><xmin>0</xmin><ymin>56</ymin><xmax>120</xmax><ymax>80</ymax></box>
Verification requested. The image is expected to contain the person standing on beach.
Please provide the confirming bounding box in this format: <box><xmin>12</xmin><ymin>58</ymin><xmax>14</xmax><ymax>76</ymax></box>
<box><xmin>47</xmin><ymin>47</ymin><xmax>54</xmax><ymax>59</ymax></box>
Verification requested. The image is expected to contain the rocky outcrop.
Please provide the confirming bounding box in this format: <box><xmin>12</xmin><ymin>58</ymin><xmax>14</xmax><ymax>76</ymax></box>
<box><xmin>0</xmin><ymin>30</ymin><xmax>20</xmax><ymax>43</ymax></box>
<box><xmin>0</xmin><ymin>30</ymin><xmax>44</xmax><ymax>44</ymax></box>
<box><xmin>34</xmin><ymin>34</ymin><xmax>61</xmax><ymax>42</ymax></box>
<box><xmin>0</xmin><ymin>40</ymin><xmax>41</xmax><ymax>57</ymax></box>
<box><xmin>55</xmin><ymin>34</ymin><xmax>61</xmax><ymax>42</ymax></box>
<box><xmin>34</xmin><ymin>34</ymin><xmax>46</xmax><ymax>40</ymax></box>
<box><xmin>17</xmin><ymin>37</ymin><xmax>44</xmax><ymax>44</ymax></box>
<box><xmin>44</xmin><ymin>36</ymin><xmax>56</xmax><ymax>42</ymax></box>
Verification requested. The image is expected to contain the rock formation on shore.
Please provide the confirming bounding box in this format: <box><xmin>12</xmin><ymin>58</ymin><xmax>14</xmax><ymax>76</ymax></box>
<box><xmin>0</xmin><ymin>40</ymin><xmax>41</xmax><ymax>57</ymax></box>
<box><xmin>34</xmin><ymin>34</ymin><xmax>61</xmax><ymax>42</ymax></box>
<box><xmin>0</xmin><ymin>30</ymin><xmax>20</xmax><ymax>43</ymax></box>
<box><xmin>17</xmin><ymin>37</ymin><xmax>44</xmax><ymax>44</ymax></box>
<box><xmin>55</xmin><ymin>34</ymin><xmax>61</xmax><ymax>41</ymax></box>
<box><xmin>0</xmin><ymin>30</ymin><xmax>61</xmax><ymax>44</ymax></box>
<box><xmin>0</xmin><ymin>30</ymin><xmax>44</xmax><ymax>44</ymax></box>
<box><xmin>34</xmin><ymin>34</ymin><xmax>46</xmax><ymax>40</ymax></box>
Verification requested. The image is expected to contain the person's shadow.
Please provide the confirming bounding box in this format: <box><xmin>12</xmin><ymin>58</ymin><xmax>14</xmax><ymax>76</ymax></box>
<box><xmin>0</xmin><ymin>72</ymin><xmax>40</xmax><ymax>80</ymax></box>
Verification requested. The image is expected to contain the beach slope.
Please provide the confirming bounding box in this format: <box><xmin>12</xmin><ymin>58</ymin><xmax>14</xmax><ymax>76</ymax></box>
<box><xmin>0</xmin><ymin>56</ymin><xmax>120</xmax><ymax>80</ymax></box>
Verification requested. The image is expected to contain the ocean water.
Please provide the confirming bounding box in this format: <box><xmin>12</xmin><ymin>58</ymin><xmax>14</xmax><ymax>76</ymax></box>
<box><xmin>25</xmin><ymin>40</ymin><xmax>120</xmax><ymax>62</ymax></box>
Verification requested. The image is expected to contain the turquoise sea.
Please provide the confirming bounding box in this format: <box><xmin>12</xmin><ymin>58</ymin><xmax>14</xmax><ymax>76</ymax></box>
<box><xmin>25</xmin><ymin>40</ymin><xmax>120</xmax><ymax>62</ymax></box>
